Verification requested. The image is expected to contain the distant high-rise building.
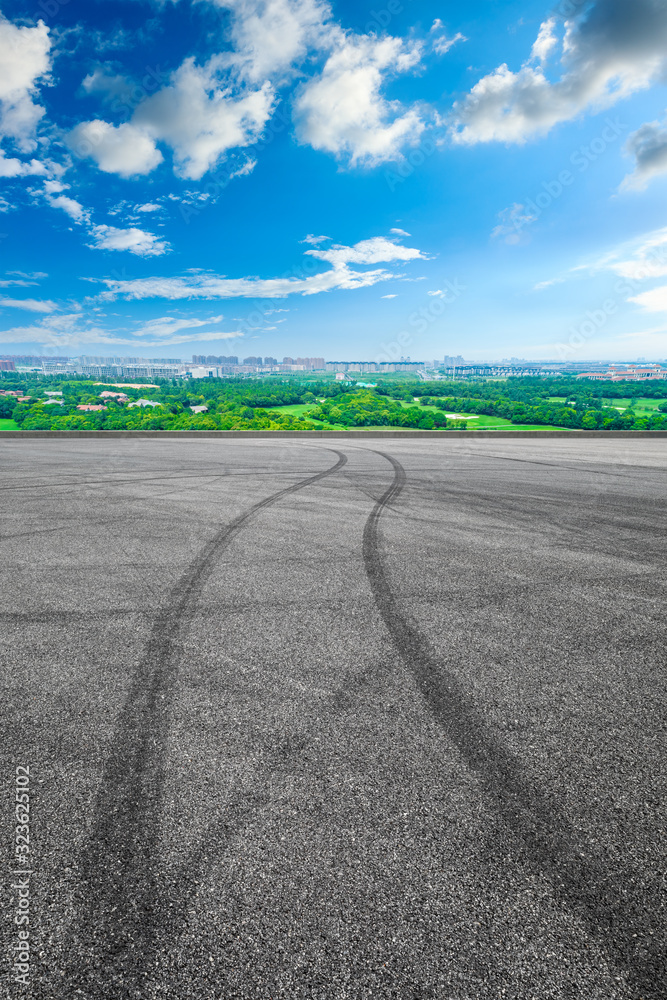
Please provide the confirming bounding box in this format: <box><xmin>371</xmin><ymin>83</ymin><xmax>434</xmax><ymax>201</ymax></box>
<box><xmin>326</xmin><ymin>361</ymin><xmax>426</xmax><ymax>373</ymax></box>
<box><xmin>294</xmin><ymin>357</ymin><xmax>325</xmax><ymax>370</ymax></box>
<box><xmin>194</xmin><ymin>354</ymin><xmax>239</xmax><ymax>365</ymax></box>
<box><xmin>243</xmin><ymin>356</ymin><xmax>262</xmax><ymax>365</ymax></box>
<box><xmin>6</xmin><ymin>355</ymin><xmax>69</xmax><ymax>366</ymax></box>
<box><xmin>79</xmin><ymin>356</ymin><xmax>181</xmax><ymax>365</ymax></box>
<box><xmin>264</xmin><ymin>357</ymin><xmax>278</xmax><ymax>366</ymax></box>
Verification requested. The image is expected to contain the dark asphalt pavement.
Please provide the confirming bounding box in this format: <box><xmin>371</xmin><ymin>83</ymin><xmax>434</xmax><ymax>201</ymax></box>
<box><xmin>1</xmin><ymin>437</ymin><xmax>665</xmax><ymax>999</ymax></box>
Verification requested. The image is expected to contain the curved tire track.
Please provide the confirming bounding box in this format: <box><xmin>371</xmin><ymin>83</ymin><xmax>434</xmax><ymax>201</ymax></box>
<box><xmin>57</xmin><ymin>448</ymin><xmax>347</xmax><ymax>999</ymax></box>
<box><xmin>362</xmin><ymin>448</ymin><xmax>666</xmax><ymax>1000</ymax></box>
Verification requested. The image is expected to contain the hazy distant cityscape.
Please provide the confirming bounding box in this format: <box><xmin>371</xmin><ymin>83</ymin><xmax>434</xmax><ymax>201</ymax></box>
<box><xmin>2</xmin><ymin>353</ymin><xmax>666</xmax><ymax>381</ymax></box>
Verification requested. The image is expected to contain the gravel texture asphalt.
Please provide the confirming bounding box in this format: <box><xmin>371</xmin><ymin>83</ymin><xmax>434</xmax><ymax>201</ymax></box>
<box><xmin>1</xmin><ymin>436</ymin><xmax>665</xmax><ymax>1000</ymax></box>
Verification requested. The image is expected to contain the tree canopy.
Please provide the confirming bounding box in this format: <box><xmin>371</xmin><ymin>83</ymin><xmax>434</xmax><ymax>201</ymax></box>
<box><xmin>1</xmin><ymin>373</ymin><xmax>665</xmax><ymax>431</ymax></box>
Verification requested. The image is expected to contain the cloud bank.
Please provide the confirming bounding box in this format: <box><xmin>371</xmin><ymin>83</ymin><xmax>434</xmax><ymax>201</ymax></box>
<box><xmin>451</xmin><ymin>0</ymin><xmax>667</xmax><ymax>145</ymax></box>
<box><xmin>98</xmin><ymin>234</ymin><xmax>427</xmax><ymax>300</ymax></box>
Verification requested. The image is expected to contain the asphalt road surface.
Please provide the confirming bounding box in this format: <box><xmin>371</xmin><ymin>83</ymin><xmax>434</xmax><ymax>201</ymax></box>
<box><xmin>1</xmin><ymin>436</ymin><xmax>665</xmax><ymax>1000</ymax></box>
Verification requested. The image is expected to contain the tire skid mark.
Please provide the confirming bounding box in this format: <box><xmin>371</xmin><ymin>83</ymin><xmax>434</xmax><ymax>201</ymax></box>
<box><xmin>57</xmin><ymin>448</ymin><xmax>347</xmax><ymax>999</ymax></box>
<box><xmin>0</xmin><ymin>609</ymin><xmax>151</xmax><ymax>624</ymax></box>
<box><xmin>108</xmin><ymin>662</ymin><xmax>382</xmax><ymax>997</ymax></box>
<box><xmin>479</xmin><ymin>452</ymin><xmax>667</xmax><ymax>479</ymax></box>
<box><xmin>0</xmin><ymin>468</ymin><xmax>332</xmax><ymax>492</ymax></box>
<box><xmin>363</xmin><ymin>449</ymin><xmax>666</xmax><ymax>1000</ymax></box>
<box><xmin>0</xmin><ymin>526</ymin><xmax>65</xmax><ymax>543</ymax></box>
<box><xmin>361</xmin><ymin>478</ymin><xmax>667</xmax><ymax>566</ymax></box>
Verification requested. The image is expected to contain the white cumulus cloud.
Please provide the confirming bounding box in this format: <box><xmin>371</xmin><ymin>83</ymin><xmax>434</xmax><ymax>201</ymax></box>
<box><xmin>70</xmin><ymin>58</ymin><xmax>275</xmax><ymax>181</ymax></box>
<box><xmin>0</xmin><ymin>149</ymin><xmax>47</xmax><ymax>177</ymax></box>
<box><xmin>530</xmin><ymin>18</ymin><xmax>558</xmax><ymax>65</ymax></box>
<box><xmin>294</xmin><ymin>33</ymin><xmax>426</xmax><ymax>166</ymax></box>
<box><xmin>66</xmin><ymin>121</ymin><xmax>164</xmax><ymax>178</ymax></box>
<box><xmin>95</xmin><ymin>233</ymin><xmax>427</xmax><ymax>300</ymax></box>
<box><xmin>41</xmin><ymin>179</ymin><xmax>88</xmax><ymax>222</ymax></box>
<box><xmin>88</xmin><ymin>225</ymin><xmax>171</xmax><ymax>257</ymax></box>
<box><xmin>0</xmin><ymin>15</ymin><xmax>51</xmax><ymax>152</ymax></box>
<box><xmin>212</xmin><ymin>0</ymin><xmax>334</xmax><ymax>83</ymax></box>
<box><xmin>304</xmin><ymin>235</ymin><xmax>426</xmax><ymax>266</ymax></box>
<box><xmin>629</xmin><ymin>286</ymin><xmax>667</xmax><ymax>312</ymax></box>
<box><xmin>133</xmin><ymin>58</ymin><xmax>275</xmax><ymax>179</ymax></box>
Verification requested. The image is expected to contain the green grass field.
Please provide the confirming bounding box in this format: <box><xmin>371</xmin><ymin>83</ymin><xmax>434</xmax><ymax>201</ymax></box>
<box><xmin>463</xmin><ymin>414</ymin><xmax>569</xmax><ymax>430</ymax></box>
<box><xmin>266</xmin><ymin>402</ymin><xmax>568</xmax><ymax>431</ymax></box>
<box><xmin>0</xmin><ymin>407</ymin><xmax>570</xmax><ymax>433</ymax></box>
<box><xmin>603</xmin><ymin>397</ymin><xmax>664</xmax><ymax>412</ymax></box>
<box><xmin>266</xmin><ymin>403</ymin><xmax>318</xmax><ymax>417</ymax></box>
<box><xmin>398</xmin><ymin>399</ymin><xmax>568</xmax><ymax>430</ymax></box>
<box><xmin>266</xmin><ymin>403</ymin><xmax>350</xmax><ymax>430</ymax></box>
<box><xmin>548</xmin><ymin>395</ymin><xmax>665</xmax><ymax>412</ymax></box>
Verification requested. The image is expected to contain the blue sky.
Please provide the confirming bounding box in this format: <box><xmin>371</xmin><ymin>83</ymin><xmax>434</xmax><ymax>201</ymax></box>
<box><xmin>1</xmin><ymin>0</ymin><xmax>666</xmax><ymax>361</ymax></box>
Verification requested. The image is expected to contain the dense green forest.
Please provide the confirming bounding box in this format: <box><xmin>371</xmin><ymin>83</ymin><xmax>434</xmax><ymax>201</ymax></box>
<box><xmin>1</xmin><ymin>374</ymin><xmax>666</xmax><ymax>430</ymax></box>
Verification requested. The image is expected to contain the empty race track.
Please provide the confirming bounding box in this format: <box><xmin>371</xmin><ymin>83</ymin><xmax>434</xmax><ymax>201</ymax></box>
<box><xmin>1</xmin><ymin>436</ymin><xmax>665</xmax><ymax>1000</ymax></box>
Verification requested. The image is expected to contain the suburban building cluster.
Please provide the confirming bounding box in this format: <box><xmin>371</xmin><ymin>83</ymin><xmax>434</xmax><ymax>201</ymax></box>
<box><xmin>0</xmin><ymin>356</ymin><xmax>182</xmax><ymax>378</ymax></box>
<box><xmin>0</xmin><ymin>388</ymin><xmax>162</xmax><ymax>412</ymax></box>
<box><xmin>188</xmin><ymin>354</ymin><xmax>325</xmax><ymax>374</ymax></box>
<box><xmin>575</xmin><ymin>365</ymin><xmax>667</xmax><ymax>381</ymax></box>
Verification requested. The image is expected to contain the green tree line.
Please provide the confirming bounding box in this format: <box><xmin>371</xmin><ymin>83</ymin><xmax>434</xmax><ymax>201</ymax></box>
<box><xmin>1</xmin><ymin>373</ymin><xmax>665</xmax><ymax>430</ymax></box>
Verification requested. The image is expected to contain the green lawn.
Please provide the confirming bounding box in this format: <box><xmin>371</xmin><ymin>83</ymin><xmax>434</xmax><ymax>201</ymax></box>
<box><xmin>266</xmin><ymin>403</ymin><xmax>319</xmax><ymax>417</ymax></box>
<box><xmin>266</xmin><ymin>403</ymin><xmax>349</xmax><ymax>430</ymax></box>
<box><xmin>399</xmin><ymin>400</ymin><xmax>569</xmax><ymax>430</ymax></box>
<box><xmin>602</xmin><ymin>397</ymin><xmax>664</xmax><ymax>412</ymax></box>
<box><xmin>0</xmin><ymin>418</ymin><xmax>19</xmax><ymax>430</ymax></box>
<box><xmin>267</xmin><ymin>402</ymin><xmax>568</xmax><ymax>431</ymax></box>
<box><xmin>461</xmin><ymin>414</ymin><xmax>568</xmax><ymax>430</ymax></box>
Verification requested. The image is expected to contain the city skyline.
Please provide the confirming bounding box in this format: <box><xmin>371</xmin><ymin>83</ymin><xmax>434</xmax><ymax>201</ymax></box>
<box><xmin>2</xmin><ymin>349</ymin><xmax>663</xmax><ymax>372</ymax></box>
<box><xmin>1</xmin><ymin>0</ymin><xmax>667</xmax><ymax>360</ymax></box>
